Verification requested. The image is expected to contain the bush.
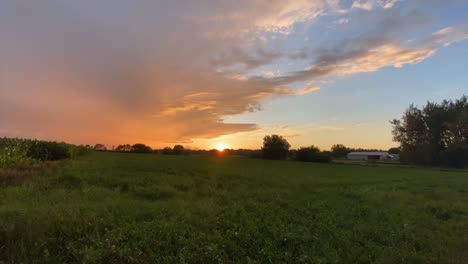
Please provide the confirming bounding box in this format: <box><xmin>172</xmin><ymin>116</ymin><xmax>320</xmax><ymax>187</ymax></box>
<box><xmin>27</xmin><ymin>141</ymin><xmax>71</xmax><ymax>161</ymax></box>
<box><xmin>131</xmin><ymin>144</ymin><xmax>153</xmax><ymax>154</ymax></box>
<box><xmin>161</xmin><ymin>147</ymin><xmax>173</xmax><ymax>155</ymax></box>
<box><xmin>172</xmin><ymin>145</ymin><xmax>185</xmax><ymax>155</ymax></box>
<box><xmin>94</xmin><ymin>144</ymin><xmax>107</xmax><ymax>151</ymax></box>
<box><xmin>69</xmin><ymin>145</ymin><xmax>92</xmax><ymax>159</ymax></box>
<box><xmin>295</xmin><ymin>146</ymin><xmax>332</xmax><ymax>163</ymax></box>
<box><xmin>441</xmin><ymin>145</ymin><xmax>468</xmax><ymax>169</ymax></box>
<box><xmin>115</xmin><ymin>144</ymin><xmax>132</xmax><ymax>152</ymax></box>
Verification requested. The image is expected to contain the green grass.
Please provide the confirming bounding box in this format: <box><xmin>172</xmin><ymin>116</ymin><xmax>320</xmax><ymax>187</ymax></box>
<box><xmin>1</xmin><ymin>152</ymin><xmax>468</xmax><ymax>264</ymax></box>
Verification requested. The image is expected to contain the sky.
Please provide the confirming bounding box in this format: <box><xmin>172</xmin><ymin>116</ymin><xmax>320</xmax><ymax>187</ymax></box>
<box><xmin>0</xmin><ymin>0</ymin><xmax>467</xmax><ymax>150</ymax></box>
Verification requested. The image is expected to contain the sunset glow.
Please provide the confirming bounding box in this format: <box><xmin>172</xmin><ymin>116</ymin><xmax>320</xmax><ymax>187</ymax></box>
<box><xmin>0</xmin><ymin>1</ymin><xmax>467</xmax><ymax>150</ymax></box>
<box><xmin>216</xmin><ymin>143</ymin><xmax>228</xmax><ymax>152</ymax></box>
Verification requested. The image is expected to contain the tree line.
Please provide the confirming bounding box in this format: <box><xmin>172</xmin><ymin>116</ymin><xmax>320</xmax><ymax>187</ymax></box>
<box><xmin>92</xmin><ymin>136</ymin><xmax>396</xmax><ymax>164</ymax></box>
<box><xmin>91</xmin><ymin>95</ymin><xmax>466</xmax><ymax>168</ymax></box>
<box><xmin>391</xmin><ymin>95</ymin><xmax>467</xmax><ymax>168</ymax></box>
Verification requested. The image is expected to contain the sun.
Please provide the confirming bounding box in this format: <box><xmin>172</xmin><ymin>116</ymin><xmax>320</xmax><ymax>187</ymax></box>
<box><xmin>216</xmin><ymin>143</ymin><xmax>228</xmax><ymax>151</ymax></box>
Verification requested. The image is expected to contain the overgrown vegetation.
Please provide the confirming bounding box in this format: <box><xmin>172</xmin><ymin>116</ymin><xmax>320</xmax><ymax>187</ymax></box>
<box><xmin>1</xmin><ymin>152</ymin><xmax>467</xmax><ymax>263</ymax></box>
<box><xmin>0</xmin><ymin>137</ymin><xmax>90</xmax><ymax>169</ymax></box>
<box><xmin>391</xmin><ymin>95</ymin><xmax>468</xmax><ymax>168</ymax></box>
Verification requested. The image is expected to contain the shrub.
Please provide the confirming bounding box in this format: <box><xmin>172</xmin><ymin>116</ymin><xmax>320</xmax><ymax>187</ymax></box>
<box><xmin>115</xmin><ymin>144</ymin><xmax>132</xmax><ymax>152</ymax></box>
<box><xmin>94</xmin><ymin>144</ymin><xmax>107</xmax><ymax>151</ymax></box>
<box><xmin>441</xmin><ymin>145</ymin><xmax>468</xmax><ymax>169</ymax></box>
<box><xmin>172</xmin><ymin>145</ymin><xmax>185</xmax><ymax>155</ymax></box>
<box><xmin>295</xmin><ymin>146</ymin><xmax>332</xmax><ymax>163</ymax></box>
<box><xmin>162</xmin><ymin>147</ymin><xmax>173</xmax><ymax>155</ymax></box>
<box><xmin>131</xmin><ymin>144</ymin><xmax>153</xmax><ymax>154</ymax></box>
<box><xmin>69</xmin><ymin>145</ymin><xmax>92</xmax><ymax>159</ymax></box>
<box><xmin>26</xmin><ymin>141</ymin><xmax>70</xmax><ymax>161</ymax></box>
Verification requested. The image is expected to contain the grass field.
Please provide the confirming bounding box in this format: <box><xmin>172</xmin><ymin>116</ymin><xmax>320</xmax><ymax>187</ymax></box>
<box><xmin>1</xmin><ymin>152</ymin><xmax>468</xmax><ymax>264</ymax></box>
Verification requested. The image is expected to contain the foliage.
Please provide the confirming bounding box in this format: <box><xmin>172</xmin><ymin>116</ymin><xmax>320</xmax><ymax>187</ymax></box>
<box><xmin>115</xmin><ymin>144</ymin><xmax>132</xmax><ymax>152</ymax></box>
<box><xmin>391</xmin><ymin>95</ymin><xmax>468</xmax><ymax>168</ymax></box>
<box><xmin>161</xmin><ymin>147</ymin><xmax>173</xmax><ymax>155</ymax></box>
<box><xmin>172</xmin><ymin>145</ymin><xmax>185</xmax><ymax>155</ymax></box>
<box><xmin>94</xmin><ymin>144</ymin><xmax>107</xmax><ymax>151</ymax></box>
<box><xmin>295</xmin><ymin>146</ymin><xmax>332</xmax><ymax>163</ymax></box>
<box><xmin>1</xmin><ymin>152</ymin><xmax>468</xmax><ymax>263</ymax></box>
<box><xmin>0</xmin><ymin>138</ymin><xmax>36</xmax><ymax>168</ymax></box>
<box><xmin>68</xmin><ymin>145</ymin><xmax>91</xmax><ymax>159</ymax></box>
<box><xmin>0</xmin><ymin>137</ymin><xmax>90</xmax><ymax>168</ymax></box>
<box><xmin>131</xmin><ymin>143</ymin><xmax>153</xmax><ymax>154</ymax></box>
<box><xmin>331</xmin><ymin>144</ymin><xmax>350</xmax><ymax>158</ymax></box>
<box><xmin>26</xmin><ymin>141</ymin><xmax>71</xmax><ymax>161</ymax></box>
<box><xmin>261</xmin><ymin>135</ymin><xmax>290</xmax><ymax>160</ymax></box>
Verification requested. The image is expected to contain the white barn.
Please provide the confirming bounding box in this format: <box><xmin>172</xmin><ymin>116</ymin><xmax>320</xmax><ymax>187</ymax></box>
<box><xmin>347</xmin><ymin>152</ymin><xmax>390</xmax><ymax>161</ymax></box>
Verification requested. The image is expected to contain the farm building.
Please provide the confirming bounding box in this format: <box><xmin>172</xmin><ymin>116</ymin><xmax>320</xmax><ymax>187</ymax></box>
<box><xmin>347</xmin><ymin>152</ymin><xmax>391</xmax><ymax>161</ymax></box>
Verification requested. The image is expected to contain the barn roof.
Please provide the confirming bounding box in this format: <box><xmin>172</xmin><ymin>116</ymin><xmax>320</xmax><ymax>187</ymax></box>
<box><xmin>347</xmin><ymin>152</ymin><xmax>389</xmax><ymax>156</ymax></box>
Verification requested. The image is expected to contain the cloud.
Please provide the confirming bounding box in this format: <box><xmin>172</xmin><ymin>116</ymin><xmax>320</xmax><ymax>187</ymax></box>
<box><xmin>352</xmin><ymin>0</ymin><xmax>400</xmax><ymax>11</ymax></box>
<box><xmin>293</xmin><ymin>87</ymin><xmax>321</xmax><ymax>95</ymax></box>
<box><xmin>0</xmin><ymin>0</ymin><xmax>466</xmax><ymax>146</ymax></box>
<box><xmin>426</xmin><ymin>25</ymin><xmax>468</xmax><ymax>47</ymax></box>
<box><xmin>269</xmin><ymin>43</ymin><xmax>434</xmax><ymax>86</ymax></box>
<box><xmin>210</xmin><ymin>48</ymin><xmax>283</xmax><ymax>71</ymax></box>
<box><xmin>332</xmin><ymin>44</ymin><xmax>435</xmax><ymax>74</ymax></box>
<box><xmin>334</xmin><ymin>18</ymin><xmax>350</xmax><ymax>24</ymax></box>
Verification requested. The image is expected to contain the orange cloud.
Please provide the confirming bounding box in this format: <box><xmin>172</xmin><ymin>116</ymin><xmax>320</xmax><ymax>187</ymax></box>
<box><xmin>0</xmin><ymin>1</ymin><xmax>466</xmax><ymax>148</ymax></box>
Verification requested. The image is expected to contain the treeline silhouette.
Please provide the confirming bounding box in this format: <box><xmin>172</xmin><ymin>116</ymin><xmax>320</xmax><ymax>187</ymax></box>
<box><xmin>90</xmin><ymin>95</ymin><xmax>467</xmax><ymax>168</ymax></box>
<box><xmin>391</xmin><ymin>95</ymin><xmax>468</xmax><ymax>168</ymax></box>
<box><xmin>95</xmin><ymin>143</ymin><xmax>263</xmax><ymax>157</ymax></box>
<box><xmin>95</xmin><ymin>136</ymin><xmax>393</xmax><ymax>164</ymax></box>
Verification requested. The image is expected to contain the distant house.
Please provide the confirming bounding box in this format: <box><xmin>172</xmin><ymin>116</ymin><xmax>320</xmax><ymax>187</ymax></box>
<box><xmin>347</xmin><ymin>152</ymin><xmax>391</xmax><ymax>161</ymax></box>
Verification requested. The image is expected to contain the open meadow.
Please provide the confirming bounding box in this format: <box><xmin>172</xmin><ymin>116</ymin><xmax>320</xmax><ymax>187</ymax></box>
<box><xmin>1</xmin><ymin>152</ymin><xmax>468</xmax><ymax>264</ymax></box>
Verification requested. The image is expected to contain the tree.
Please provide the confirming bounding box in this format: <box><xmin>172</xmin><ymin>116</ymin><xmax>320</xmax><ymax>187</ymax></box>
<box><xmin>391</xmin><ymin>95</ymin><xmax>468</xmax><ymax>167</ymax></box>
<box><xmin>115</xmin><ymin>144</ymin><xmax>132</xmax><ymax>152</ymax></box>
<box><xmin>131</xmin><ymin>143</ymin><xmax>153</xmax><ymax>154</ymax></box>
<box><xmin>261</xmin><ymin>135</ymin><xmax>290</xmax><ymax>160</ymax></box>
<box><xmin>93</xmin><ymin>144</ymin><xmax>107</xmax><ymax>151</ymax></box>
<box><xmin>162</xmin><ymin>147</ymin><xmax>173</xmax><ymax>155</ymax></box>
<box><xmin>172</xmin><ymin>145</ymin><xmax>185</xmax><ymax>155</ymax></box>
<box><xmin>331</xmin><ymin>144</ymin><xmax>349</xmax><ymax>158</ymax></box>
<box><xmin>295</xmin><ymin>146</ymin><xmax>331</xmax><ymax>163</ymax></box>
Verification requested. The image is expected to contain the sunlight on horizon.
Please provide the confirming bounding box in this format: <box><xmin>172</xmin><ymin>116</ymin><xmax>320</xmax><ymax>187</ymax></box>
<box><xmin>216</xmin><ymin>143</ymin><xmax>228</xmax><ymax>151</ymax></box>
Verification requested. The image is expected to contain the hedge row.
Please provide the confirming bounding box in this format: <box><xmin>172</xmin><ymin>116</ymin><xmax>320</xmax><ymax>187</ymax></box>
<box><xmin>0</xmin><ymin>138</ymin><xmax>91</xmax><ymax>168</ymax></box>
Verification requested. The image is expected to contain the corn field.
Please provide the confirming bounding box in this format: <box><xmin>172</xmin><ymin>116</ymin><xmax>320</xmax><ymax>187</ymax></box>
<box><xmin>0</xmin><ymin>137</ymin><xmax>91</xmax><ymax>168</ymax></box>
